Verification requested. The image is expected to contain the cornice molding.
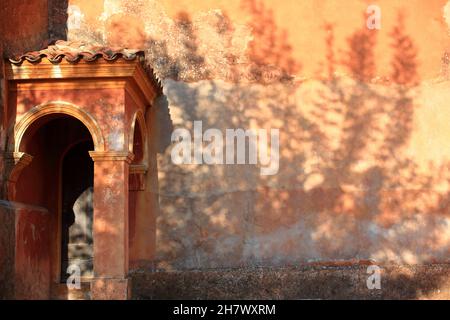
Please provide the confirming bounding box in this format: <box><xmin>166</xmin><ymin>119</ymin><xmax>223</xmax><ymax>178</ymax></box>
<box><xmin>129</xmin><ymin>164</ymin><xmax>148</xmax><ymax>174</ymax></box>
<box><xmin>11</xmin><ymin>80</ymin><xmax>128</xmax><ymax>91</ymax></box>
<box><xmin>6</xmin><ymin>59</ymin><xmax>160</xmax><ymax>106</ymax></box>
<box><xmin>89</xmin><ymin>151</ymin><xmax>135</xmax><ymax>163</ymax></box>
<box><xmin>5</xmin><ymin>151</ymin><xmax>34</xmax><ymax>167</ymax></box>
<box><xmin>6</xmin><ymin>59</ymin><xmax>137</xmax><ymax>80</ymax></box>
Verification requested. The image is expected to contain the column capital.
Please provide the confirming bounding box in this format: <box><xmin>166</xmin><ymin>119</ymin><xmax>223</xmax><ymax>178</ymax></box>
<box><xmin>4</xmin><ymin>152</ymin><xmax>34</xmax><ymax>201</ymax></box>
<box><xmin>129</xmin><ymin>164</ymin><xmax>148</xmax><ymax>174</ymax></box>
<box><xmin>89</xmin><ymin>151</ymin><xmax>134</xmax><ymax>163</ymax></box>
<box><xmin>129</xmin><ymin>164</ymin><xmax>148</xmax><ymax>191</ymax></box>
<box><xmin>5</xmin><ymin>152</ymin><xmax>33</xmax><ymax>166</ymax></box>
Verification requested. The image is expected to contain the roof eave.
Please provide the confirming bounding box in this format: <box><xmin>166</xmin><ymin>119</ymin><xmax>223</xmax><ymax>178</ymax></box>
<box><xmin>5</xmin><ymin>58</ymin><xmax>163</xmax><ymax>105</ymax></box>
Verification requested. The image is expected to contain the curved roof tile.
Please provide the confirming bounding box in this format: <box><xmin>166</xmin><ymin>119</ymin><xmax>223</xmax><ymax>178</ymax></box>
<box><xmin>8</xmin><ymin>40</ymin><xmax>163</xmax><ymax>94</ymax></box>
<box><xmin>9</xmin><ymin>40</ymin><xmax>143</xmax><ymax>65</ymax></box>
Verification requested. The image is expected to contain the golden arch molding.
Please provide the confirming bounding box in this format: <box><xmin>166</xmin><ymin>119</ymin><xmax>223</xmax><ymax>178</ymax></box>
<box><xmin>12</xmin><ymin>101</ymin><xmax>106</xmax><ymax>153</ymax></box>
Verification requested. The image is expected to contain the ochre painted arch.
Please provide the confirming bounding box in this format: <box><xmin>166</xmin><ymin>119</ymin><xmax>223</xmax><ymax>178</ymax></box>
<box><xmin>128</xmin><ymin>109</ymin><xmax>148</xmax><ymax>159</ymax></box>
<box><xmin>13</xmin><ymin>101</ymin><xmax>105</xmax><ymax>152</ymax></box>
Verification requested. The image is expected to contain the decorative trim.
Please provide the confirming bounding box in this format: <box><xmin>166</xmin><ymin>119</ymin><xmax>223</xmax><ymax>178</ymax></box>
<box><xmin>129</xmin><ymin>164</ymin><xmax>148</xmax><ymax>191</ymax></box>
<box><xmin>12</xmin><ymin>80</ymin><xmax>127</xmax><ymax>91</ymax></box>
<box><xmin>6</xmin><ymin>58</ymin><xmax>161</xmax><ymax>105</ymax></box>
<box><xmin>5</xmin><ymin>151</ymin><xmax>34</xmax><ymax>167</ymax></box>
<box><xmin>6</xmin><ymin>59</ymin><xmax>139</xmax><ymax>80</ymax></box>
<box><xmin>4</xmin><ymin>152</ymin><xmax>34</xmax><ymax>201</ymax></box>
<box><xmin>129</xmin><ymin>164</ymin><xmax>148</xmax><ymax>174</ymax></box>
<box><xmin>89</xmin><ymin>151</ymin><xmax>134</xmax><ymax>163</ymax></box>
<box><xmin>129</xmin><ymin>109</ymin><xmax>148</xmax><ymax>155</ymax></box>
<box><xmin>13</xmin><ymin>101</ymin><xmax>105</xmax><ymax>152</ymax></box>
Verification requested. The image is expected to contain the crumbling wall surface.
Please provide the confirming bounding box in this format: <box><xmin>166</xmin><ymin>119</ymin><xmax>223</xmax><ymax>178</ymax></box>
<box><xmin>130</xmin><ymin>264</ymin><xmax>450</xmax><ymax>300</ymax></box>
<box><xmin>14</xmin><ymin>202</ymin><xmax>51</xmax><ymax>299</ymax></box>
<box><xmin>0</xmin><ymin>0</ymin><xmax>53</xmax><ymax>199</ymax></box>
<box><xmin>0</xmin><ymin>201</ymin><xmax>51</xmax><ymax>300</ymax></box>
<box><xmin>0</xmin><ymin>0</ymin><xmax>50</xmax><ymax>57</ymax></box>
<box><xmin>66</xmin><ymin>0</ymin><xmax>450</xmax><ymax>271</ymax></box>
<box><xmin>0</xmin><ymin>201</ymin><xmax>15</xmax><ymax>299</ymax></box>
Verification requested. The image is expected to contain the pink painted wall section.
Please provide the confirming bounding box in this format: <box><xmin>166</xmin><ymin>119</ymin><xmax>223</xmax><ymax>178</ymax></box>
<box><xmin>14</xmin><ymin>202</ymin><xmax>51</xmax><ymax>299</ymax></box>
<box><xmin>0</xmin><ymin>200</ymin><xmax>51</xmax><ymax>299</ymax></box>
<box><xmin>11</xmin><ymin>87</ymin><xmax>128</xmax><ymax>152</ymax></box>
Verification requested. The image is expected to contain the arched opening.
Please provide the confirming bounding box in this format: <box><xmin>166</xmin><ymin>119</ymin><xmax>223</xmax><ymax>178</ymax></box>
<box><xmin>14</xmin><ymin>114</ymin><xmax>95</xmax><ymax>283</ymax></box>
<box><xmin>131</xmin><ymin>120</ymin><xmax>144</xmax><ymax>163</ymax></box>
<box><xmin>129</xmin><ymin>118</ymin><xmax>145</xmax><ymax>269</ymax></box>
<box><xmin>60</xmin><ymin>140</ymin><xmax>94</xmax><ymax>281</ymax></box>
<box><xmin>128</xmin><ymin>110</ymin><xmax>147</xmax><ymax>164</ymax></box>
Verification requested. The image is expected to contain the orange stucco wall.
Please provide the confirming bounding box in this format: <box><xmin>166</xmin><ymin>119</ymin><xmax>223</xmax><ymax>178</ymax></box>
<box><xmin>69</xmin><ymin>0</ymin><xmax>450</xmax><ymax>80</ymax></box>
<box><xmin>162</xmin><ymin>0</ymin><xmax>450</xmax><ymax>80</ymax></box>
<box><xmin>1</xmin><ymin>1</ymin><xmax>449</xmax><ymax>274</ymax></box>
<box><xmin>0</xmin><ymin>0</ymin><xmax>49</xmax><ymax>56</ymax></box>
<box><xmin>0</xmin><ymin>201</ymin><xmax>51</xmax><ymax>299</ymax></box>
<box><xmin>62</xmin><ymin>0</ymin><xmax>450</xmax><ymax>269</ymax></box>
<box><xmin>0</xmin><ymin>0</ymin><xmax>51</xmax><ymax>199</ymax></box>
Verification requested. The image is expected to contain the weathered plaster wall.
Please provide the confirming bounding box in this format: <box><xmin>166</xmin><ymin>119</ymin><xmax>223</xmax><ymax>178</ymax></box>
<box><xmin>0</xmin><ymin>201</ymin><xmax>15</xmax><ymax>299</ymax></box>
<box><xmin>14</xmin><ymin>202</ymin><xmax>51</xmax><ymax>299</ymax></box>
<box><xmin>0</xmin><ymin>201</ymin><xmax>51</xmax><ymax>300</ymax></box>
<box><xmin>0</xmin><ymin>0</ymin><xmax>52</xmax><ymax>199</ymax></box>
<box><xmin>131</xmin><ymin>264</ymin><xmax>450</xmax><ymax>300</ymax></box>
<box><xmin>67</xmin><ymin>0</ymin><xmax>450</xmax><ymax>80</ymax></box>
<box><xmin>0</xmin><ymin>0</ymin><xmax>50</xmax><ymax>57</ymax></box>
<box><xmin>63</xmin><ymin>0</ymin><xmax>450</xmax><ymax>270</ymax></box>
<box><xmin>1</xmin><ymin>6</ymin><xmax>53</xmax><ymax>298</ymax></box>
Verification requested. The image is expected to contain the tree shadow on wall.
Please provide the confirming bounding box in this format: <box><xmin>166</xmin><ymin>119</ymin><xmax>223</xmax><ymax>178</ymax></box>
<box><xmin>140</xmin><ymin>2</ymin><xmax>450</xmax><ymax>299</ymax></box>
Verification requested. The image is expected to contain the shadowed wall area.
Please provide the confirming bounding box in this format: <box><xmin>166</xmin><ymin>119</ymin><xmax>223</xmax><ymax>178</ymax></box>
<box><xmin>1</xmin><ymin>0</ymin><xmax>450</xmax><ymax>299</ymax></box>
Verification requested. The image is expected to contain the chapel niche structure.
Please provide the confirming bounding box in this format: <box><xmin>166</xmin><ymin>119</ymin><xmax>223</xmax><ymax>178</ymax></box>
<box><xmin>0</xmin><ymin>41</ymin><xmax>163</xmax><ymax>300</ymax></box>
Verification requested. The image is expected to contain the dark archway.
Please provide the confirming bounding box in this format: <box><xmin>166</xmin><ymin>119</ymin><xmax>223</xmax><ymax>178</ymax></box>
<box><xmin>61</xmin><ymin>140</ymin><xmax>94</xmax><ymax>282</ymax></box>
<box><xmin>15</xmin><ymin>115</ymin><xmax>95</xmax><ymax>284</ymax></box>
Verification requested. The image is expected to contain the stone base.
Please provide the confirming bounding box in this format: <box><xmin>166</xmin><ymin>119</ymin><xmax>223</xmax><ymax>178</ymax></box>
<box><xmin>130</xmin><ymin>264</ymin><xmax>450</xmax><ymax>300</ymax></box>
<box><xmin>51</xmin><ymin>282</ymin><xmax>92</xmax><ymax>300</ymax></box>
<box><xmin>90</xmin><ymin>278</ymin><xmax>131</xmax><ymax>300</ymax></box>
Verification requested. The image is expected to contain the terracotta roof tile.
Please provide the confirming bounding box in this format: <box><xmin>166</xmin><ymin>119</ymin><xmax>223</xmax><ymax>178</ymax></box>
<box><xmin>9</xmin><ymin>40</ymin><xmax>143</xmax><ymax>65</ymax></box>
<box><xmin>8</xmin><ymin>40</ymin><xmax>163</xmax><ymax>94</ymax></box>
